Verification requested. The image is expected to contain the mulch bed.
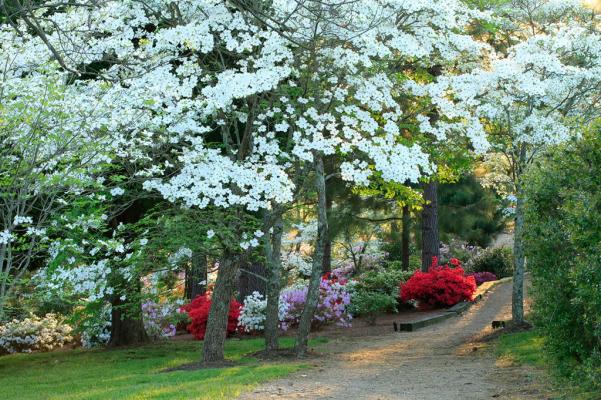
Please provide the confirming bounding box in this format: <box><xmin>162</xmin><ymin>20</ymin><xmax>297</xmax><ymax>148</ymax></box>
<box><xmin>170</xmin><ymin>308</ymin><xmax>447</xmax><ymax>344</ymax></box>
<box><xmin>476</xmin><ymin>320</ymin><xmax>533</xmax><ymax>343</ymax></box>
<box><xmin>161</xmin><ymin>359</ymin><xmax>239</xmax><ymax>372</ymax></box>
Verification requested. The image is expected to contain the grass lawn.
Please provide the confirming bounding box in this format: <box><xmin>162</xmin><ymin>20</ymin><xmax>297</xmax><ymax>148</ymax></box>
<box><xmin>496</xmin><ymin>331</ymin><xmax>599</xmax><ymax>400</ymax></box>
<box><xmin>0</xmin><ymin>337</ymin><xmax>327</xmax><ymax>400</ymax></box>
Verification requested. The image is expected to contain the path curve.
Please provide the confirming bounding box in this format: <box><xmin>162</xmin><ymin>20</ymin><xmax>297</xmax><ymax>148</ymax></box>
<box><xmin>239</xmin><ymin>281</ymin><xmax>545</xmax><ymax>400</ymax></box>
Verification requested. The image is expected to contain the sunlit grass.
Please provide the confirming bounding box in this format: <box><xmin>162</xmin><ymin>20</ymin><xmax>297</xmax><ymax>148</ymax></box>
<box><xmin>496</xmin><ymin>331</ymin><xmax>599</xmax><ymax>400</ymax></box>
<box><xmin>0</xmin><ymin>337</ymin><xmax>326</xmax><ymax>400</ymax></box>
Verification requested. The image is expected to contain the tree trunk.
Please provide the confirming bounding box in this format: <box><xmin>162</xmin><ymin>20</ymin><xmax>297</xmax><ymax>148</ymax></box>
<box><xmin>512</xmin><ymin>188</ymin><xmax>525</xmax><ymax>324</ymax></box>
<box><xmin>202</xmin><ymin>254</ymin><xmax>238</xmax><ymax>364</ymax></box>
<box><xmin>421</xmin><ymin>181</ymin><xmax>440</xmax><ymax>271</ymax></box>
<box><xmin>402</xmin><ymin>205</ymin><xmax>411</xmax><ymax>270</ymax></box>
<box><xmin>296</xmin><ymin>152</ymin><xmax>328</xmax><ymax>357</ymax></box>
<box><xmin>322</xmin><ymin>197</ymin><xmax>333</xmax><ymax>274</ymax></box>
<box><xmin>263</xmin><ymin>209</ymin><xmax>284</xmax><ymax>353</ymax></box>
<box><xmin>108</xmin><ymin>281</ymin><xmax>149</xmax><ymax>347</ymax></box>
<box><xmin>185</xmin><ymin>252</ymin><xmax>207</xmax><ymax>300</ymax></box>
<box><xmin>238</xmin><ymin>263</ymin><xmax>267</xmax><ymax>301</ymax></box>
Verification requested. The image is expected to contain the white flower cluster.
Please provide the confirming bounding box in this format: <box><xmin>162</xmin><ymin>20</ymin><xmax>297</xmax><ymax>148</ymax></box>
<box><xmin>281</xmin><ymin>222</ymin><xmax>318</xmax><ymax>278</ymax></box>
<box><xmin>415</xmin><ymin>5</ymin><xmax>601</xmax><ymax>157</ymax></box>
<box><xmin>168</xmin><ymin>247</ymin><xmax>193</xmax><ymax>267</ymax></box>
<box><xmin>0</xmin><ymin>0</ymin><xmax>493</xmax><ymax>222</ymax></box>
<box><xmin>237</xmin><ymin>291</ymin><xmax>289</xmax><ymax>333</ymax></box>
<box><xmin>0</xmin><ymin>314</ymin><xmax>74</xmax><ymax>354</ymax></box>
<box><xmin>79</xmin><ymin>303</ymin><xmax>112</xmax><ymax>348</ymax></box>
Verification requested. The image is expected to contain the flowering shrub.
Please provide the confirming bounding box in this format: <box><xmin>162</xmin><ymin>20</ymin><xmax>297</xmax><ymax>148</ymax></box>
<box><xmin>466</xmin><ymin>247</ymin><xmax>513</xmax><ymax>278</ymax></box>
<box><xmin>142</xmin><ymin>299</ymin><xmax>187</xmax><ymax>339</ymax></box>
<box><xmin>78</xmin><ymin>303</ymin><xmax>112</xmax><ymax>348</ymax></box>
<box><xmin>0</xmin><ymin>314</ymin><xmax>73</xmax><ymax>354</ymax></box>
<box><xmin>400</xmin><ymin>257</ymin><xmax>476</xmax><ymax>309</ymax></box>
<box><xmin>237</xmin><ymin>291</ymin><xmax>289</xmax><ymax>333</ymax></box>
<box><xmin>279</xmin><ymin>273</ymin><xmax>352</xmax><ymax>331</ymax></box>
<box><xmin>468</xmin><ymin>271</ymin><xmax>497</xmax><ymax>286</ymax></box>
<box><xmin>179</xmin><ymin>294</ymin><xmax>241</xmax><ymax>340</ymax></box>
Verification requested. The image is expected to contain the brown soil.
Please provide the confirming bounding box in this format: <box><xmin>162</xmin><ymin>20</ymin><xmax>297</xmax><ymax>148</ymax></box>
<box><xmin>238</xmin><ymin>280</ymin><xmax>550</xmax><ymax>400</ymax></box>
<box><xmin>162</xmin><ymin>359</ymin><xmax>238</xmax><ymax>372</ymax></box>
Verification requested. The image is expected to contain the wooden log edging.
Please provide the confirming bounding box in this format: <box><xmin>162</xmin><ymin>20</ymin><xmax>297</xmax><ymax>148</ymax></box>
<box><xmin>395</xmin><ymin>277</ymin><xmax>512</xmax><ymax>332</ymax></box>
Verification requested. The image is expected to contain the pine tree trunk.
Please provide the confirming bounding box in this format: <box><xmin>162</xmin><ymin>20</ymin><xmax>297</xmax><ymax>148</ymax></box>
<box><xmin>263</xmin><ymin>209</ymin><xmax>284</xmax><ymax>353</ymax></box>
<box><xmin>512</xmin><ymin>189</ymin><xmax>525</xmax><ymax>324</ymax></box>
<box><xmin>108</xmin><ymin>280</ymin><xmax>149</xmax><ymax>347</ymax></box>
<box><xmin>322</xmin><ymin>197</ymin><xmax>333</xmax><ymax>274</ymax></box>
<box><xmin>185</xmin><ymin>252</ymin><xmax>207</xmax><ymax>300</ymax></box>
<box><xmin>421</xmin><ymin>181</ymin><xmax>440</xmax><ymax>271</ymax></box>
<box><xmin>202</xmin><ymin>254</ymin><xmax>238</xmax><ymax>364</ymax></box>
<box><xmin>238</xmin><ymin>263</ymin><xmax>267</xmax><ymax>301</ymax></box>
<box><xmin>296</xmin><ymin>152</ymin><xmax>328</xmax><ymax>357</ymax></box>
<box><xmin>402</xmin><ymin>204</ymin><xmax>411</xmax><ymax>270</ymax></box>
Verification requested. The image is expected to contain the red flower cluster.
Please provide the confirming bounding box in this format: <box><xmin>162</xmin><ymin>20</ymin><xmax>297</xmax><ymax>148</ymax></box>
<box><xmin>399</xmin><ymin>257</ymin><xmax>476</xmax><ymax>309</ymax></box>
<box><xmin>322</xmin><ymin>271</ymin><xmax>348</xmax><ymax>285</ymax></box>
<box><xmin>179</xmin><ymin>294</ymin><xmax>241</xmax><ymax>340</ymax></box>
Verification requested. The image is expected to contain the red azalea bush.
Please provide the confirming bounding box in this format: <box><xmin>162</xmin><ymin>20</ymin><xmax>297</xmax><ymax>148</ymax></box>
<box><xmin>399</xmin><ymin>257</ymin><xmax>476</xmax><ymax>309</ymax></box>
<box><xmin>179</xmin><ymin>294</ymin><xmax>241</xmax><ymax>340</ymax></box>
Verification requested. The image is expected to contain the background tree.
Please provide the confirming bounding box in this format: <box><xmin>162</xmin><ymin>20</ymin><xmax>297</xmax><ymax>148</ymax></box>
<box><xmin>425</xmin><ymin>0</ymin><xmax>601</xmax><ymax>323</ymax></box>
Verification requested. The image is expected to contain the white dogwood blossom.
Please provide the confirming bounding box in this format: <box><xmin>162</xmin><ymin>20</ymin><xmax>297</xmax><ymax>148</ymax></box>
<box><xmin>1</xmin><ymin>0</ymin><xmax>497</xmax><ymax>317</ymax></box>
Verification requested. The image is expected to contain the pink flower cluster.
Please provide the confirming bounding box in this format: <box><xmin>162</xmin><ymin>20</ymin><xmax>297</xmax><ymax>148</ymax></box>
<box><xmin>279</xmin><ymin>273</ymin><xmax>352</xmax><ymax>330</ymax></box>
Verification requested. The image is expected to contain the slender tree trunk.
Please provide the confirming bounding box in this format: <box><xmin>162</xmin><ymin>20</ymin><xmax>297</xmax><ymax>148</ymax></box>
<box><xmin>421</xmin><ymin>181</ymin><xmax>439</xmax><ymax>271</ymax></box>
<box><xmin>512</xmin><ymin>188</ymin><xmax>525</xmax><ymax>324</ymax></box>
<box><xmin>322</xmin><ymin>197</ymin><xmax>333</xmax><ymax>274</ymax></box>
<box><xmin>263</xmin><ymin>209</ymin><xmax>284</xmax><ymax>353</ymax></box>
<box><xmin>296</xmin><ymin>152</ymin><xmax>328</xmax><ymax>357</ymax></box>
<box><xmin>0</xmin><ymin>299</ymin><xmax>5</xmax><ymax>321</ymax></box>
<box><xmin>109</xmin><ymin>280</ymin><xmax>149</xmax><ymax>347</ymax></box>
<box><xmin>402</xmin><ymin>205</ymin><xmax>411</xmax><ymax>270</ymax></box>
<box><xmin>185</xmin><ymin>252</ymin><xmax>207</xmax><ymax>300</ymax></box>
<box><xmin>238</xmin><ymin>263</ymin><xmax>266</xmax><ymax>301</ymax></box>
<box><xmin>202</xmin><ymin>254</ymin><xmax>238</xmax><ymax>364</ymax></box>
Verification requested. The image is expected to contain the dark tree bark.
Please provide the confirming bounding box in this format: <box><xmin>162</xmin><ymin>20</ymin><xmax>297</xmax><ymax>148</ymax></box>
<box><xmin>421</xmin><ymin>181</ymin><xmax>439</xmax><ymax>271</ymax></box>
<box><xmin>202</xmin><ymin>254</ymin><xmax>238</xmax><ymax>364</ymax></box>
<box><xmin>185</xmin><ymin>251</ymin><xmax>207</xmax><ymax>300</ymax></box>
<box><xmin>402</xmin><ymin>205</ymin><xmax>411</xmax><ymax>270</ymax></box>
<box><xmin>109</xmin><ymin>280</ymin><xmax>149</xmax><ymax>347</ymax></box>
<box><xmin>512</xmin><ymin>182</ymin><xmax>526</xmax><ymax>324</ymax></box>
<box><xmin>263</xmin><ymin>208</ymin><xmax>284</xmax><ymax>353</ymax></box>
<box><xmin>238</xmin><ymin>263</ymin><xmax>267</xmax><ymax>301</ymax></box>
<box><xmin>296</xmin><ymin>152</ymin><xmax>328</xmax><ymax>357</ymax></box>
<box><xmin>321</xmin><ymin>197</ymin><xmax>333</xmax><ymax>274</ymax></box>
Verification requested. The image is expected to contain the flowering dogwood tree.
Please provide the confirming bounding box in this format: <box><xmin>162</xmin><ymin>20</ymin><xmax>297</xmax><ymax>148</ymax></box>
<box><xmin>240</xmin><ymin>0</ymin><xmax>490</xmax><ymax>356</ymax></box>
<box><xmin>0</xmin><ymin>49</ymin><xmax>120</xmax><ymax>317</ymax></box>
<box><xmin>3</xmin><ymin>0</ymin><xmax>490</xmax><ymax>360</ymax></box>
<box><xmin>416</xmin><ymin>0</ymin><xmax>601</xmax><ymax>323</ymax></box>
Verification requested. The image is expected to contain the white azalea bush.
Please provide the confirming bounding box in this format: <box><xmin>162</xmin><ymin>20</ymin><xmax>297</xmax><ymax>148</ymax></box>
<box><xmin>0</xmin><ymin>314</ymin><xmax>74</xmax><ymax>355</ymax></box>
<box><xmin>237</xmin><ymin>291</ymin><xmax>289</xmax><ymax>333</ymax></box>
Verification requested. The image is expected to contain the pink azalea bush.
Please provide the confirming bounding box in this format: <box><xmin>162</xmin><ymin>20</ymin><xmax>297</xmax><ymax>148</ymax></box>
<box><xmin>279</xmin><ymin>273</ymin><xmax>353</xmax><ymax>330</ymax></box>
<box><xmin>468</xmin><ymin>271</ymin><xmax>497</xmax><ymax>286</ymax></box>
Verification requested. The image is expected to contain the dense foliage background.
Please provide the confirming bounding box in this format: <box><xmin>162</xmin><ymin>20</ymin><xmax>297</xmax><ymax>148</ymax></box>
<box><xmin>523</xmin><ymin>127</ymin><xmax>601</xmax><ymax>389</ymax></box>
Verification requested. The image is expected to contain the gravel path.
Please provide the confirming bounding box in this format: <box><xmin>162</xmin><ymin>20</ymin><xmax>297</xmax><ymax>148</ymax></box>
<box><xmin>239</xmin><ymin>280</ymin><xmax>546</xmax><ymax>400</ymax></box>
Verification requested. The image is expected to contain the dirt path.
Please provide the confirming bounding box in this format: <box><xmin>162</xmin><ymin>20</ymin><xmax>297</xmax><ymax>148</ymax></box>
<box><xmin>239</xmin><ymin>281</ymin><xmax>546</xmax><ymax>400</ymax></box>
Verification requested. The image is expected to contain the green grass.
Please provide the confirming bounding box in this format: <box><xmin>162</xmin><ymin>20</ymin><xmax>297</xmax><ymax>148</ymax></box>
<box><xmin>496</xmin><ymin>331</ymin><xmax>599</xmax><ymax>400</ymax></box>
<box><xmin>0</xmin><ymin>337</ymin><xmax>327</xmax><ymax>400</ymax></box>
<box><xmin>496</xmin><ymin>330</ymin><xmax>546</xmax><ymax>367</ymax></box>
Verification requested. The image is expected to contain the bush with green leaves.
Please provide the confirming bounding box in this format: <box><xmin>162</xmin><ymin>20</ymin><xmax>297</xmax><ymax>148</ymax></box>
<box><xmin>349</xmin><ymin>291</ymin><xmax>398</xmax><ymax>325</ymax></box>
<box><xmin>355</xmin><ymin>269</ymin><xmax>413</xmax><ymax>297</ymax></box>
<box><xmin>466</xmin><ymin>247</ymin><xmax>513</xmax><ymax>278</ymax></box>
<box><xmin>523</xmin><ymin>130</ymin><xmax>601</xmax><ymax>390</ymax></box>
<box><xmin>349</xmin><ymin>269</ymin><xmax>413</xmax><ymax>321</ymax></box>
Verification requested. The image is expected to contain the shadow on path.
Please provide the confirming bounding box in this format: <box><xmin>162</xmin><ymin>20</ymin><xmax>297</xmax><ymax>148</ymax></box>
<box><xmin>239</xmin><ymin>280</ymin><xmax>546</xmax><ymax>400</ymax></box>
